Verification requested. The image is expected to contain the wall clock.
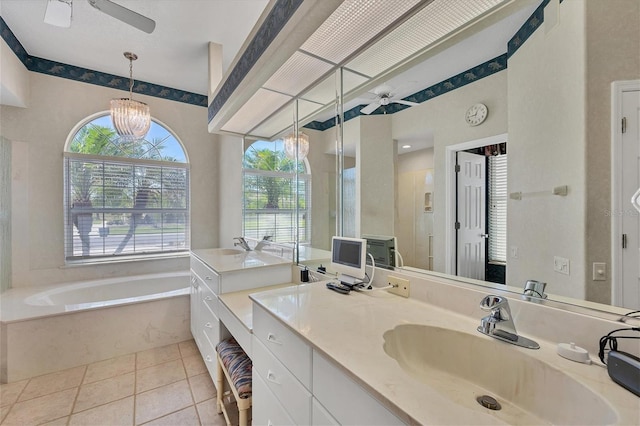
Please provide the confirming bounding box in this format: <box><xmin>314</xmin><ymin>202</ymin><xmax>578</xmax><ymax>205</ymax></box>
<box><xmin>465</xmin><ymin>103</ymin><xmax>488</xmax><ymax>126</ymax></box>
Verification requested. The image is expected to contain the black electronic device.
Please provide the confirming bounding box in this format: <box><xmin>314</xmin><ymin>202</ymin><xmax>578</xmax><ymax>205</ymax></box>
<box><xmin>607</xmin><ymin>351</ymin><xmax>640</xmax><ymax>397</ymax></box>
<box><xmin>326</xmin><ymin>282</ymin><xmax>350</xmax><ymax>295</ymax></box>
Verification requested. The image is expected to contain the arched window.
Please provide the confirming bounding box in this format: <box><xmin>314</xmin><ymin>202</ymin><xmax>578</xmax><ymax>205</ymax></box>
<box><xmin>64</xmin><ymin>114</ymin><xmax>189</xmax><ymax>261</ymax></box>
<box><xmin>243</xmin><ymin>140</ymin><xmax>310</xmax><ymax>244</ymax></box>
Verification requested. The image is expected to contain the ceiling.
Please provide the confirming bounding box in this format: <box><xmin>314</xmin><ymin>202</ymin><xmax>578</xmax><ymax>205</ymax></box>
<box><xmin>0</xmin><ymin>0</ymin><xmax>270</xmax><ymax>95</ymax></box>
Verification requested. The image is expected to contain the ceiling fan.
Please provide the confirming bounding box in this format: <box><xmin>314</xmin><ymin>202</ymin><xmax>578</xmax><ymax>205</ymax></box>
<box><xmin>44</xmin><ymin>0</ymin><xmax>156</xmax><ymax>34</ymax></box>
<box><xmin>359</xmin><ymin>84</ymin><xmax>420</xmax><ymax>115</ymax></box>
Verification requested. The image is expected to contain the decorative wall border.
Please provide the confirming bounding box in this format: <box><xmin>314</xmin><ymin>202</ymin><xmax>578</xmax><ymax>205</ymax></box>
<box><xmin>207</xmin><ymin>0</ymin><xmax>304</xmax><ymax>122</ymax></box>
<box><xmin>0</xmin><ymin>16</ymin><xmax>207</xmax><ymax>107</ymax></box>
<box><xmin>507</xmin><ymin>0</ymin><xmax>550</xmax><ymax>58</ymax></box>
<box><xmin>304</xmin><ymin>53</ymin><xmax>508</xmax><ymax>131</ymax></box>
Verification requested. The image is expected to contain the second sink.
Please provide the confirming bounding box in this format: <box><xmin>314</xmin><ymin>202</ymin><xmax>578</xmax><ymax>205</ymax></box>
<box><xmin>382</xmin><ymin>324</ymin><xmax>616</xmax><ymax>425</ymax></box>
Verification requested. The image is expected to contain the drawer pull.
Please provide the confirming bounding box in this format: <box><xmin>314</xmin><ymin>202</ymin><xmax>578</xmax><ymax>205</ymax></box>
<box><xmin>205</xmin><ymin>276</ymin><xmax>213</xmax><ymax>281</ymax></box>
<box><xmin>204</xmin><ymin>322</ymin><xmax>213</xmax><ymax>328</ymax></box>
<box><xmin>267</xmin><ymin>333</ymin><xmax>283</xmax><ymax>345</ymax></box>
<box><xmin>268</xmin><ymin>421</ymin><xmax>274</xmax><ymax>426</ymax></box>
<box><xmin>266</xmin><ymin>370</ymin><xmax>281</xmax><ymax>385</ymax></box>
<box><xmin>191</xmin><ymin>276</ymin><xmax>197</xmax><ymax>284</ymax></box>
<box><xmin>204</xmin><ymin>296</ymin><xmax>213</xmax><ymax>301</ymax></box>
<box><xmin>205</xmin><ymin>355</ymin><xmax>213</xmax><ymax>362</ymax></box>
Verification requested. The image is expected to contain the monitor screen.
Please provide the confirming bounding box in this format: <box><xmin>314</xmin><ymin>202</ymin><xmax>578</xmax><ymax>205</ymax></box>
<box><xmin>330</xmin><ymin>236</ymin><xmax>367</xmax><ymax>284</ymax></box>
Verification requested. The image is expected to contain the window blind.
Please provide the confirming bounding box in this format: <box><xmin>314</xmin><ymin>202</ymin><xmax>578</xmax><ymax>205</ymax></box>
<box><xmin>64</xmin><ymin>156</ymin><xmax>190</xmax><ymax>261</ymax></box>
<box><xmin>488</xmin><ymin>154</ymin><xmax>507</xmax><ymax>263</ymax></box>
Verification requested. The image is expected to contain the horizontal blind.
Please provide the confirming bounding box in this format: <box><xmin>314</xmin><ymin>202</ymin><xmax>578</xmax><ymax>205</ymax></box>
<box><xmin>64</xmin><ymin>156</ymin><xmax>190</xmax><ymax>261</ymax></box>
<box><xmin>243</xmin><ymin>169</ymin><xmax>310</xmax><ymax>244</ymax></box>
<box><xmin>488</xmin><ymin>154</ymin><xmax>507</xmax><ymax>263</ymax></box>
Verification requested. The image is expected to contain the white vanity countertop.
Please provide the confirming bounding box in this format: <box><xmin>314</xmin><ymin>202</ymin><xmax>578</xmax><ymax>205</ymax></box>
<box><xmin>191</xmin><ymin>248</ymin><xmax>292</xmax><ymax>273</ymax></box>
<box><xmin>217</xmin><ymin>282</ymin><xmax>296</xmax><ymax>331</ymax></box>
<box><xmin>249</xmin><ymin>282</ymin><xmax>639</xmax><ymax>425</ymax></box>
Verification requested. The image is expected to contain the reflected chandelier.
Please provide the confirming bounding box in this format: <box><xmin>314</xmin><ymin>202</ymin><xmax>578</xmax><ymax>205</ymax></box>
<box><xmin>110</xmin><ymin>52</ymin><xmax>151</xmax><ymax>140</ymax></box>
<box><xmin>283</xmin><ymin>131</ymin><xmax>309</xmax><ymax>161</ymax></box>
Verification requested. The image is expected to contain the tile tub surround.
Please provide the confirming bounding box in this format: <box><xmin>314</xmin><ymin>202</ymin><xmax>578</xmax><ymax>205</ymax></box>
<box><xmin>250</xmin><ymin>281</ymin><xmax>639</xmax><ymax>425</ymax></box>
<box><xmin>0</xmin><ymin>340</ymin><xmax>237</xmax><ymax>426</ymax></box>
<box><xmin>1</xmin><ymin>294</ymin><xmax>191</xmax><ymax>383</ymax></box>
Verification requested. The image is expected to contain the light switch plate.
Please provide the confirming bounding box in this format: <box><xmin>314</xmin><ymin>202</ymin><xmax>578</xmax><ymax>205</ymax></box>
<box><xmin>593</xmin><ymin>262</ymin><xmax>606</xmax><ymax>281</ymax></box>
<box><xmin>554</xmin><ymin>256</ymin><xmax>570</xmax><ymax>275</ymax></box>
<box><xmin>388</xmin><ymin>276</ymin><xmax>410</xmax><ymax>298</ymax></box>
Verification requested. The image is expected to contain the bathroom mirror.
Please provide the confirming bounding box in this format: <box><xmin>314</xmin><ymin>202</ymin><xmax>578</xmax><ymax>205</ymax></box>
<box><xmin>296</xmin><ymin>0</ymin><xmax>640</xmax><ymax>314</ymax></box>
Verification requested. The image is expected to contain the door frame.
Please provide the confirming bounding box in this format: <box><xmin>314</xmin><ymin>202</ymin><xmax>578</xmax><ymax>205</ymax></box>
<box><xmin>611</xmin><ymin>79</ymin><xmax>640</xmax><ymax>306</ymax></box>
<box><xmin>445</xmin><ymin>133</ymin><xmax>508</xmax><ymax>275</ymax></box>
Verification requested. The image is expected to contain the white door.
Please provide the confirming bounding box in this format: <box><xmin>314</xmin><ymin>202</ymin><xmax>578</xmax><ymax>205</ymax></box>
<box><xmin>620</xmin><ymin>89</ymin><xmax>640</xmax><ymax>309</ymax></box>
<box><xmin>457</xmin><ymin>151</ymin><xmax>486</xmax><ymax>280</ymax></box>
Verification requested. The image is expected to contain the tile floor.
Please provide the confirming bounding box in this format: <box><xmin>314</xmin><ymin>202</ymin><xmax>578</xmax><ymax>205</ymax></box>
<box><xmin>0</xmin><ymin>340</ymin><xmax>240</xmax><ymax>425</ymax></box>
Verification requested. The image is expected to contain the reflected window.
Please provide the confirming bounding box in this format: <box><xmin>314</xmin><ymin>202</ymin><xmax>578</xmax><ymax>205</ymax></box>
<box><xmin>64</xmin><ymin>114</ymin><xmax>189</xmax><ymax>262</ymax></box>
<box><xmin>243</xmin><ymin>140</ymin><xmax>310</xmax><ymax>244</ymax></box>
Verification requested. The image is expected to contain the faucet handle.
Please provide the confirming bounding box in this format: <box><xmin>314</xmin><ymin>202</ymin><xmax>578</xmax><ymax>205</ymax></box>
<box><xmin>479</xmin><ymin>295</ymin><xmax>506</xmax><ymax>311</ymax></box>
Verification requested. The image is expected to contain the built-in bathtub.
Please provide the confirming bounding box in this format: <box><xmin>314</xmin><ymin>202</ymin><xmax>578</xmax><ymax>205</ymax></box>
<box><xmin>0</xmin><ymin>272</ymin><xmax>192</xmax><ymax>383</ymax></box>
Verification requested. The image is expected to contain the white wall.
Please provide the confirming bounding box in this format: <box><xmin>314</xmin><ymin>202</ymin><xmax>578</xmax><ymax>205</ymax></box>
<box><xmin>218</xmin><ymin>133</ymin><xmax>243</xmax><ymax>248</ymax></box>
<box><xmin>0</xmin><ymin>38</ymin><xmax>29</xmax><ymax>108</ymax></box>
<box><xmin>0</xmin><ymin>137</ymin><xmax>11</xmax><ymax>293</ymax></box>
<box><xmin>392</xmin><ymin>71</ymin><xmax>508</xmax><ymax>273</ymax></box>
<box><xmin>1</xmin><ymin>72</ymin><xmax>219</xmax><ymax>287</ymax></box>
<box><xmin>507</xmin><ymin>0</ymin><xmax>587</xmax><ymax>300</ymax></box>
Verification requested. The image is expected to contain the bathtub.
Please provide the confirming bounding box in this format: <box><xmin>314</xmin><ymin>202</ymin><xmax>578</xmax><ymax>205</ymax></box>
<box><xmin>1</xmin><ymin>272</ymin><xmax>192</xmax><ymax>383</ymax></box>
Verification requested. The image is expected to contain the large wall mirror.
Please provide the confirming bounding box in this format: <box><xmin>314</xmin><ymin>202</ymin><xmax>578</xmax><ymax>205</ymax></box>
<box><xmin>293</xmin><ymin>0</ymin><xmax>640</xmax><ymax>315</ymax></box>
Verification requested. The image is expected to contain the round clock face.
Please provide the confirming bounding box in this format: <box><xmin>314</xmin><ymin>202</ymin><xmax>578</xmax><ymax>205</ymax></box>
<box><xmin>465</xmin><ymin>103</ymin><xmax>488</xmax><ymax>126</ymax></box>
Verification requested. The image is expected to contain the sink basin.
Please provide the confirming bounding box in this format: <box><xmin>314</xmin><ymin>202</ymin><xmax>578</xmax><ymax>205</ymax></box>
<box><xmin>383</xmin><ymin>324</ymin><xmax>616</xmax><ymax>425</ymax></box>
<box><xmin>212</xmin><ymin>248</ymin><xmax>246</xmax><ymax>255</ymax></box>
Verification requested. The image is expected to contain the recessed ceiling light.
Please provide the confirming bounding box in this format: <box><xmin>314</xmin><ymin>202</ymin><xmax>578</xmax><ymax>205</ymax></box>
<box><xmin>402</xmin><ymin>144</ymin><xmax>412</xmax><ymax>149</ymax></box>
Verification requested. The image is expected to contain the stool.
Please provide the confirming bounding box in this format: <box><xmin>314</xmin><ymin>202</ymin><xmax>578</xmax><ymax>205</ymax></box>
<box><xmin>215</xmin><ymin>337</ymin><xmax>252</xmax><ymax>426</ymax></box>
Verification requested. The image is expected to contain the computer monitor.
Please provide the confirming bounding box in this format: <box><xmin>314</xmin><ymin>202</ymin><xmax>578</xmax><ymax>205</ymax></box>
<box><xmin>330</xmin><ymin>236</ymin><xmax>367</xmax><ymax>285</ymax></box>
<box><xmin>362</xmin><ymin>234</ymin><xmax>397</xmax><ymax>270</ymax></box>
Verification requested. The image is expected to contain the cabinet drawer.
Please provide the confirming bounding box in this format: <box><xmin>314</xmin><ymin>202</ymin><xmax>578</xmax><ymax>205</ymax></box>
<box><xmin>252</xmin><ymin>370</ymin><xmax>296</xmax><ymax>426</ymax></box>
<box><xmin>201</xmin><ymin>306</ymin><xmax>220</xmax><ymax>351</ymax></box>
<box><xmin>200</xmin><ymin>330</ymin><xmax>219</xmax><ymax>385</ymax></box>
<box><xmin>253</xmin><ymin>337</ymin><xmax>311</xmax><ymax>426</ymax></box>
<box><xmin>313</xmin><ymin>350</ymin><xmax>404</xmax><ymax>425</ymax></box>
<box><xmin>312</xmin><ymin>398</ymin><xmax>339</xmax><ymax>426</ymax></box>
<box><xmin>200</xmin><ymin>280</ymin><xmax>218</xmax><ymax>317</ymax></box>
<box><xmin>252</xmin><ymin>305</ymin><xmax>312</xmax><ymax>388</ymax></box>
<box><xmin>191</xmin><ymin>256</ymin><xmax>219</xmax><ymax>294</ymax></box>
<box><xmin>219</xmin><ymin>302</ymin><xmax>251</xmax><ymax>357</ymax></box>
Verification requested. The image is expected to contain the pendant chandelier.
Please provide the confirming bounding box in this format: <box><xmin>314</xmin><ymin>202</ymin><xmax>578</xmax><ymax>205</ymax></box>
<box><xmin>110</xmin><ymin>52</ymin><xmax>151</xmax><ymax>140</ymax></box>
<box><xmin>283</xmin><ymin>131</ymin><xmax>309</xmax><ymax>161</ymax></box>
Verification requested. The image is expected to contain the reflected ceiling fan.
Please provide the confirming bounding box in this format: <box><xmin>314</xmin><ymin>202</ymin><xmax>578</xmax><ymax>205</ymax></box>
<box><xmin>44</xmin><ymin>0</ymin><xmax>156</xmax><ymax>34</ymax></box>
<box><xmin>360</xmin><ymin>84</ymin><xmax>420</xmax><ymax>115</ymax></box>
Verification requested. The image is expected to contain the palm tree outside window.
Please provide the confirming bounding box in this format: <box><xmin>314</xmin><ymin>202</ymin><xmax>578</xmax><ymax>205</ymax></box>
<box><xmin>64</xmin><ymin>114</ymin><xmax>189</xmax><ymax>261</ymax></box>
<box><xmin>243</xmin><ymin>140</ymin><xmax>310</xmax><ymax>245</ymax></box>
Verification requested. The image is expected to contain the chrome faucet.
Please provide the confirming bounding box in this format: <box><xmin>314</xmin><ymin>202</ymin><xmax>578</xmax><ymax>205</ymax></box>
<box><xmin>477</xmin><ymin>295</ymin><xmax>540</xmax><ymax>349</ymax></box>
<box><xmin>233</xmin><ymin>237</ymin><xmax>251</xmax><ymax>251</ymax></box>
<box><xmin>254</xmin><ymin>235</ymin><xmax>273</xmax><ymax>251</ymax></box>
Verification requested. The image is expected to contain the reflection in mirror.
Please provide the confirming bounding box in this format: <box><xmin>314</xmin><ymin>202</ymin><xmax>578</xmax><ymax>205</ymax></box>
<box><xmin>298</xmin><ymin>0</ymin><xmax>640</xmax><ymax>314</ymax></box>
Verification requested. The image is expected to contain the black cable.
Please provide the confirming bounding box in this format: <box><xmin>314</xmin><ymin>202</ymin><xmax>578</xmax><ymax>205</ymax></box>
<box><xmin>623</xmin><ymin>310</ymin><xmax>640</xmax><ymax>318</ymax></box>
<box><xmin>598</xmin><ymin>327</ymin><xmax>640</xmax><ymax>365</ymax></box>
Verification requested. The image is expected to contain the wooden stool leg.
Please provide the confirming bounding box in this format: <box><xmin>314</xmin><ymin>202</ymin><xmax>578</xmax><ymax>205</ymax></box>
<box><xmin>239</xmin><ymin>407</ymin><xmax>248</xmax><ymax>426</ymax></box>
<box><xmin>216</xmin><ymin>356</ymin><xmax>224</xmax><ymax>414</ymax></box>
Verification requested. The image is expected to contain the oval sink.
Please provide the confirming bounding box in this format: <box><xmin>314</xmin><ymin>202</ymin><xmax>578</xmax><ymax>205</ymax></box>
<box><xmin>212</xmin><ymin>248</ymin><xmax>245</xmax><ymax>255</ymax></box>
<box><xmin>383</xmin><ymin>324</ymin><xmax>616</xmax><ymax>425</ymax></box>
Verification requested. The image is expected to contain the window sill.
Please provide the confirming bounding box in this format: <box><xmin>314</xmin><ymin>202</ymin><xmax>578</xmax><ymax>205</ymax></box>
<box><xmin>63</xmin><ymin>251</ymin><xmax>190</xmax><ymax>268</ymax></box>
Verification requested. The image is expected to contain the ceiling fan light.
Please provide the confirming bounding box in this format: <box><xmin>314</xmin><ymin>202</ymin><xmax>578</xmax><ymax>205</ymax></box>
<box><xmin>44</xmin><ymin>0</ymin><xmax>72</xmax><ymax>28</ymax></box>
<box><xmin>110</xmin><ymin>98</ymin><xmax>151</xmax><ymax>140</ymax></box>
<box><xmin>284</xmin><ymin>132</ymin><xmax>310</xmax><ymax>161</ymax></box>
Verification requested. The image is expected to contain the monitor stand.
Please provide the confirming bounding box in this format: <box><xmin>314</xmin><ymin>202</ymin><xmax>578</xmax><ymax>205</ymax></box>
<box><xmin>339</xmin><ymin>274</ymin><xmax>363</xmax><ymax>288</ymax></box>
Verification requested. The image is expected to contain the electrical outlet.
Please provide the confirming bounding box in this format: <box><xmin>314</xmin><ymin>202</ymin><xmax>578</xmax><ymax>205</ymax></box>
<box><xmin>388</xmin><ymin>276</ymin><xmax>410</xmax><ymax>298</ymax></box>
<box><xmin>593</xmin><ymin>262</ymin><xmax>607</xmax><ymax>281</ymax></box>
<box><xmin>554</xmin><ymin>256</ymin><xmax>570</xmax><ymax>275</ymax></box>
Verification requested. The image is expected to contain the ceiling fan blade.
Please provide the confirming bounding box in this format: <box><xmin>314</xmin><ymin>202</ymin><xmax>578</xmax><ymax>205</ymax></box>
<box><xmin>360</xmin><ymin>102</ymin><xmax>380</xmax><ymax>115</ymax></box>
<box><xmin>394</xmin><ymin>99</ymin><xmax>420</xmax><ymax>107</ymax></box>
<box><xmin>88</xmin><ymin>0</ymin><xmax>156</xmax><ymax>33</ymax></box>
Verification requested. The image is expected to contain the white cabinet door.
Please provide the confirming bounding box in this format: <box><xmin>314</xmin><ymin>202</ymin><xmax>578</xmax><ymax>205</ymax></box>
<box><xmin>312</xmin><ymin>350</ymin><xmax>405</xmax><ymax>425</ymax></box>
<box><xmin>312</xmin><ymin>398</ymin><xmax>339</xmax><ymax>426</ymax></box>
<box><xmin>252</xmin><ymin>371</ymin><xmax>296</xmax><ymax>426</ymax></box>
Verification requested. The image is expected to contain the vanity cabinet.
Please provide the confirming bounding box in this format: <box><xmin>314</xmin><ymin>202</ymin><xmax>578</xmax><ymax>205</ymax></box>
<box><xmin>189</xmin><ymin>249</ymin><xmax>292</xmax><ymax>388</ymax></box>
<box><xmin>251</xmin><ymin>303</ymin><xmax>404</xmax><ymax>425</ymax></box>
